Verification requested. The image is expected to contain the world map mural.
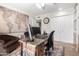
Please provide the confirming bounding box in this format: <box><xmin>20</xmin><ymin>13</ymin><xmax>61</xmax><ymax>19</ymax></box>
<box><xmin>0</xmin><ymin>6</ymin><xmax>28</xmax><ymax>33</ymax></box>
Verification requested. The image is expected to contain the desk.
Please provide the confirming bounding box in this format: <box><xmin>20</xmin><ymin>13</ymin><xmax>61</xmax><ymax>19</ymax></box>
<box><xmin>26</xmin><ymin>35</ymin><xmax>48</xmax><ymax>56</ymax></box>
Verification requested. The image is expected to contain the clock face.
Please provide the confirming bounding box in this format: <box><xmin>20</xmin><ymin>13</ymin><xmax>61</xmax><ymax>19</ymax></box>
<box><xmin>43</xmin><ymin>17</ymin><xmax>49</xmax><ymax>24</ymax></box>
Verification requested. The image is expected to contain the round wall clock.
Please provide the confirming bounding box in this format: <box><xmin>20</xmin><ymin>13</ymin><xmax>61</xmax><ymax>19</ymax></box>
<box><xmin>43</xmin><ymin>17</ymin><xmax>50</xmax><ymax>24</ymax></box>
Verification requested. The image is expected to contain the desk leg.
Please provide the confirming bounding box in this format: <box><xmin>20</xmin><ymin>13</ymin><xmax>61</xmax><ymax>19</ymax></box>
<box><xmin>20</xmin><ymin>42</ymin><xmax>23</xmax><ymax>56</ymax></box>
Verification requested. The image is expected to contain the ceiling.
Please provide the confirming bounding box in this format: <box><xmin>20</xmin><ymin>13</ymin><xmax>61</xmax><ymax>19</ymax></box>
<box><xmin>0</xmin><ymin>3</ymin><xmax>75</xmax><ymax>17</ymax></box>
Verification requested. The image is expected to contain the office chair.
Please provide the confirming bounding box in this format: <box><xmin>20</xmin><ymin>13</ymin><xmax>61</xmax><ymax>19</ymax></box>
<box><xmin>45</xmin><ymin>31</ymin><xmax>55</xmax><ymax>56</ymax></box>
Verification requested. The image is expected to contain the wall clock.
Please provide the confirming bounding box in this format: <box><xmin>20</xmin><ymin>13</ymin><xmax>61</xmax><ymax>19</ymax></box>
<box><xmin>43</xmin><ymin>17</ymin><xmax>50</xmax><ymax>24</ymax></box>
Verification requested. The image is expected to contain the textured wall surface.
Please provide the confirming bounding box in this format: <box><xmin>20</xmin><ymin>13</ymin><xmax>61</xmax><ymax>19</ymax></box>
<box><xmin>0</xmin><ymin>6</ymin><xmax>28</xmax><ymax>33</ymax></box>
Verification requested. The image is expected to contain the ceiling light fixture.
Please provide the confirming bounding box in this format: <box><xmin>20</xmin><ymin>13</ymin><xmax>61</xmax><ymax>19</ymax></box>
<box><xmin>59</xmin><ymin>8</ymin><xmax>63</xmax><ymax>11</ymax></box>
<box><xmin>58</xmin><ymin>11</ymin><xmax>65</xmax><ymax>15</ymax></box>
<box><xmin>36</xmin><ymin>3</ymin><xmax>45</xmax><ymax>9</ymax></box>
<box><xmin>36</xmin><ymin>3</ymin><xmax>56</xmax><ymax>10</ymax></box>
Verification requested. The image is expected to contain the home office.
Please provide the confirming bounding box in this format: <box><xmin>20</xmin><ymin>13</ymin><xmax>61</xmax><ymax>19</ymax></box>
<box><xmin>0</xmin><ymin>3</ymin><xmax>79</xmax><ymax>56</ymax></box>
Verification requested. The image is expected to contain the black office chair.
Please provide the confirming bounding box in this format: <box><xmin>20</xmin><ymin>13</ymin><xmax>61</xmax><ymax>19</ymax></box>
<box><xmin>45</xmin><ymin>31</ymin><xmax>55</xmax><ymax>56</ymax></box>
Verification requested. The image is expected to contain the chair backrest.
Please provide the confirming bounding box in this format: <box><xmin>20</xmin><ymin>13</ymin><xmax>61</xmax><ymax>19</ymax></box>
<box><xmin>47</xmin><ymin>31</ymin><xmax>55</xmax><ymax>47</ymax></box>
<box><xmin>48</xmin><ymin>31</ymin><xmax>55</xmax><ymax>42</ymax></box>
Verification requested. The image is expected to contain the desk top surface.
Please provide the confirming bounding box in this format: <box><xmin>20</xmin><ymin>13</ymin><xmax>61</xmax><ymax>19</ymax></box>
<box><xmin>26</xmin><ymin>34</ymin><xmax>48</xmax><ymax>47</ymax></box>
